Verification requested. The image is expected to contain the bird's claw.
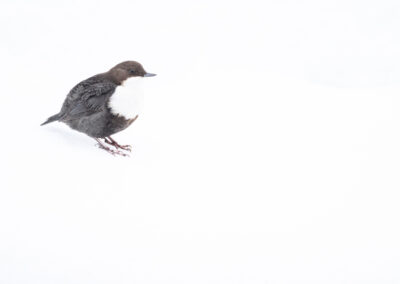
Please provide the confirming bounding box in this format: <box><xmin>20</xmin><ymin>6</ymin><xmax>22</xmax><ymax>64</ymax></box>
<box><xmin>104</xmin><ymin>137</ymin><xmax>132</xmax><ymax>152</ymax></box>
<box><xmin>96</xmin><ymin>141</ymin><xmax>130</xmax><ymax>157</ymax></box>
<box><xmin>118</xmin><ymin>144</ymin><xmax>132</xmax><ymax>152</ymax></box>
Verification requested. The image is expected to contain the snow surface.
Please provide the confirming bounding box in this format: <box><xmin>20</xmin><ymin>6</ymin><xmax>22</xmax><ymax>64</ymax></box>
<box><xmin>1</xmin><ymin>0</ymin><xmax>400</xmax><ymax>283</ymax></box>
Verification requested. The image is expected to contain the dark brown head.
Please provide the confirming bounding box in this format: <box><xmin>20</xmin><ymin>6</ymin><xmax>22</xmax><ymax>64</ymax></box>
<box><xmin>107</xmin><ymin>61</ymin><xmax>156</xmax><ymax>84</ymax></box>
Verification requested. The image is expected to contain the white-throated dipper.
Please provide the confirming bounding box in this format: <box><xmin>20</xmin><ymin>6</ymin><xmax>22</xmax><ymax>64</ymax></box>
<box><xmin>41</xmin><ymin>61</ymin><xmax>156</xmax><ymax>156</ymax></box>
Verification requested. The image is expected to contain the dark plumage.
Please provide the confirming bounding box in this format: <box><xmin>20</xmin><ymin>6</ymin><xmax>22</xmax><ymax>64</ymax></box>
<box><xmin>41</xmin><ymin>61</ymin><xmax>156</xmax><ymax>156</ymax></box>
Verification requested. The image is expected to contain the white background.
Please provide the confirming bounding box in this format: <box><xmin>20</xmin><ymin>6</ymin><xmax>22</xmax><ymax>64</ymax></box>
<box><xmin>1</xmin><ymin>0</ymin><xmax>400</xmax><ymax>283</ymax></box>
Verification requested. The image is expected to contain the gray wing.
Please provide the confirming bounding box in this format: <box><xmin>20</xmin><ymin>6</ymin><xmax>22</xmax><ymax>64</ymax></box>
<box><xmin>59</xmin><ymin>76</ymin><xmax>116</xmax><ymax>121</ymax></box>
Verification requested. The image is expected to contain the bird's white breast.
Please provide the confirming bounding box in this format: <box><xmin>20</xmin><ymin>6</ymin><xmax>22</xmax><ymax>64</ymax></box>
<box><xmin>108</xmin><ymin>77</ymin><xmax>145</xmax><ymax>119</ymax></box>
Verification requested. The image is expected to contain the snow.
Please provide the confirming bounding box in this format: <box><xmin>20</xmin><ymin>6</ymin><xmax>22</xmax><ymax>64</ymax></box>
<box><xmin>1</xmin><ymin>0</ymin><xmax>400</xmax><ymax>283</ymax></box>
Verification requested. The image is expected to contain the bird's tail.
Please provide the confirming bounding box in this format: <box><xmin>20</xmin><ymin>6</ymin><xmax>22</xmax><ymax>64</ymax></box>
<box><xmin>41</xmin><ymin>113</ymin><xmax>61</xmax><ymax>126</ymax></box>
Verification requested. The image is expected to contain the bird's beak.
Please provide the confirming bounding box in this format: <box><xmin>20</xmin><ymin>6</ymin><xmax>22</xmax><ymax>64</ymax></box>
<box><xmin>144</xmin><ymin>73</ymin><xmax>156</xmax><ymax>77</ymax></box>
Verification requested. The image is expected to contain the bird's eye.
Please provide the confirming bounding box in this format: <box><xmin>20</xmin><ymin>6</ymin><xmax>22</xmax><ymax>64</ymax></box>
<box><xmin>129</xmin><ymin>69</ymin><xmax>136</xmax><ymax>75</ymax></box>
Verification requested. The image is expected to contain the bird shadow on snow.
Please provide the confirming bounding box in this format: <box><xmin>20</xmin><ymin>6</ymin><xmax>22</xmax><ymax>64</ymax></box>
<box><xmin>39</xmin><ymin>124</ymin><xmax>101</xmax><ymax>152</ymax></box>
<box><xmin>39</xmin><ymin>124</ymin><xmax>137</xmax><ymax>159</ymax></box>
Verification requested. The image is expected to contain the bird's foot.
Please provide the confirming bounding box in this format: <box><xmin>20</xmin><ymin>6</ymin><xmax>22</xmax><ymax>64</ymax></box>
<box><xmin>104</xmin><ymin>137</ymin><xmax>132</xmax><ymax>152</ymax></box>
<box><xmin>95</xmin><ymin>138</ymin><xmax>129</xmax><ymax>157</ymax></box>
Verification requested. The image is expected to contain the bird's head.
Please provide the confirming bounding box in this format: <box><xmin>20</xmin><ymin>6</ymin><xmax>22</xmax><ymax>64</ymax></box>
<box><xmin>108</xmin><ymin>61</ymin><xmax>156</xmax><ymax>84</ymax></box>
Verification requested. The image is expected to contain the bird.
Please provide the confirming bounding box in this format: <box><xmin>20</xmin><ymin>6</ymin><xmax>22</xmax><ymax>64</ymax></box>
<box><xmin>41</xmin><ymin>61</ymin><xmax>156</xmax><ymax>156</ymax></box>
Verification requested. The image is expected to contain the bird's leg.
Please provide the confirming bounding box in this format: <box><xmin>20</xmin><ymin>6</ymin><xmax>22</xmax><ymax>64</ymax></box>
<box><xmin>103</xmin><ymin>137</ymin><xmax>114</xmax><ymax>146</ymax></box>
<box><xmin>104</xmin><ymin>136</ymin><xmax>132</xmax><ymax>152</ymax></box>
<box><xmin>94</xmin><ymin>138</ymin><xmax>129</xmax><ymax>157</ymax></box>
